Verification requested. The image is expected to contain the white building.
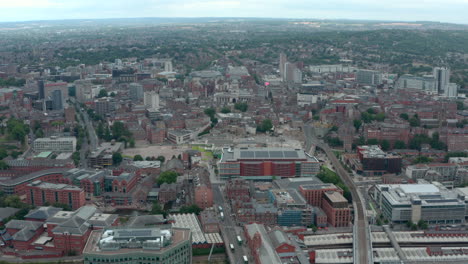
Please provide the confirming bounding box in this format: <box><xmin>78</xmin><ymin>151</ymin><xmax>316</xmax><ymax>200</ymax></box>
<box><xmin>33</xmin><ymin>136</ymin><xmax>77</xmax><ymax>152</ymax></box>
<box><xmin>444</xmin><ymin>83</ymin><xmax>459</xmax><ymax>97</ymax></box>
<box><xmin>434</xmin><ymin>67</ymin><xmax>450</xmax><ymax>93</ymax></box>
<box><xmin>144</xmin><ymin>91</ymin><xmax>160</xmax><ymax>110</ymax></box>
<box><xmin>396</xmin><ymin>74</ymin><xmax>437</xmax><ymax>93</ymax></box>
<box><xmin>356</xmin><ymin>70</ymin><xmax>382</xmax><ymax>86</ymax></box>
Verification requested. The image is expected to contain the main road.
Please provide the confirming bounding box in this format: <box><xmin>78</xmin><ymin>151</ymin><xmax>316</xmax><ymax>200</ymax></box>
<box><xmin>304</xmin><ymin>124</ymin><xmax>371</xmax><ymax>264</ymax></box>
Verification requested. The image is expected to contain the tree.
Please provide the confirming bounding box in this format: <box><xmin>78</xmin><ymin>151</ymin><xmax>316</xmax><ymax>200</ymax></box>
<box><xmin>151</xmin><ymin>201</ymin><xmax>167</xmax><ymax>217</ymax></box>
<box><xmin>110</xmin><ymin>92</ymin><xmax>116</xmax><ymax>97</ymax></box>
<box><xmin>367</xmin><ymin>108</ymin><xmax>376</xmax><ymax>114</ymax></box>
<box><xmin>129</xmin><ymin>138</ymin><xmax>135</xmax><ymax>148</ymax></box>
<box><xmin>399</xmin><ymin>113</ymin><xmax>409</xmax><ymax>120</ymax></box>
<box><xmin>394</xmin><ymin>140</ymin><xmax>406</xmax><ymax>149</ymax></box>
<box><xmin>413</xmin><ymin>156</ymin><xmax>433</xmax><ymax>164</ymax></box>
<box><xmin>204</xmin><ymin>108</ymin><xmax>216</xmax><ymax>118</ymax></box>
<box><xmin>133</xmin><ymin>155</ymin><xmax>144</xmax><ymax>161</ymax></box>
<box><xmin>361</xmin><ymin>112</ymin><xmax>373</xmax><ymax>123</ymax></box>
<box><xmin>456</xmin><ymin>101</ymin><xmax>465</xmax><ymax>110</ymax></box>
<box><xmin>112</xmin><ymin>153</ymin><xmax>123</xmax><ymax>165</ymax></box>
<box><xmin>353</xmin><ymin>119</ymin><xmax>362</xmax><ymax>132</ymax></box>
<box><xmin>220</xmin><ymin>106</ymin><xmax>231</xmax><ymax>114</ymax></box>
<box><xmin>380</xmin><ymin>139</ymin><xmax>390</xmax><ymax>151</ymax></box>
<box><xmin>72</xmin><ymin>151</ymin><xmax>80</xmax><ymax>166</ymax></box>
<box><xmin>444</xmin><ymin>152</ymin><xmax>468</xmax><ymax>162</ymax></box>
<box><xmin>157</xmin><ymin>171</ymin><xmax>179</xmax><ymax>185</ymax></box>
<box><xmin>156</xmin><ymin>156</ymin><xmax>166</xmax><ymax>163</ymax></box>
<box><xmin>367</xmin><ymin>138</ymin><xmax>379</xmax><ymax>145</ymax></box>
<box><xmin>97</xmin><ymin>89</ymin><xmax>108</xmax><ymax>98</ymax></box>
<box><xmin>96</xmin><ymin>122</ymin><xmax>104</xmax><ymax>139</ymax></box>
<box><xmin>0</xmin><ymin>160</ymin><xmax>9</xmax><ymax>170</ymax></box>
<box><xmin>179</xmin><ymin>204</ymin><xmax>202</xmax><ymax>215</ymax></box>
<box><xmin>375</xmin><ymin>112</ymin><xmax>385</xmax><ymax>122</ymax></box>
<box><xmin>417</xmin><ymin>220</ymin><xmax>428</xmax><ymax>229</ymax></box>
<box><xmin>111</xmin><ymin>121</ymin><xmax>131</xmax><ymax>140</ymax></box>
<box><xmin>409</xmin><ymin>114</ymin><xmax>420</xmax><ymax>127</ymax></box>
<box><xmin>257</xmin><ymin>119</ymin><xmax>273</xmax><ymax>133</ymax></box>
<box><xmin>234</xmin><ymin>102</ymin><xmax>248</xmax><ymax>112</ymax></box>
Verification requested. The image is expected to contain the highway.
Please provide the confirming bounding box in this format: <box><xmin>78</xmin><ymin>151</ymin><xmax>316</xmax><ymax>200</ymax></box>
<box><xmin>212</xmin><ymin>183</ymin><xmax>249</xmax><ymax>264</ymax></box>
<box><xmin>304</xmin><ymin>124</ymin><xmax>371</xmax><ymax>264</ymax></box>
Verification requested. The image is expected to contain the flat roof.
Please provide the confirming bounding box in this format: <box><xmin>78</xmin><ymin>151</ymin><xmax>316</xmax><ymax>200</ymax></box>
<box><xmin>36</xmin><ymin>152</ymin><xmax>52</xmax><ymax>158</ymax></box>
<box><xmin>221</xmin><ymin>147</ymin><xmax>318</xmax><ymax>162</ymax></box>
<box><xmin>400</xmin><ymin>184</ymin><xmax>439</xmax><ymax>194</ymax></box>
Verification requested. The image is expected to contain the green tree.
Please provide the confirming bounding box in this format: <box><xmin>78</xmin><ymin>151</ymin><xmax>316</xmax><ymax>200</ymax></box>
<box><xmin>157</xmin><ymin>171</ymin><xmax>179</xmax><ymax>185</ymax></box>
<box><xmin>129</xmin><ymin>138</ymin><xmax>135</xmax><ymax>148</ymax></box>
<box><xmin>0</xmin><ymin>160</ymin><xmax>9</xmax><ymax>170</ymax></box>
<box><xmin>234</xmin><ymin>102</ymin><xmax>248</xmax><ymax>112</ymax></box>
<box><xmin>257</xmin><ymin>119</ymin><xmax>273</xmax><ymax>133</ymax></box>
<box><xmin>204</xmin><ymin>108</ymin><xmax>216</xmax><ymax>118</ymax></box>
<box><xmin>394</xmin><ymin>140</ymin><xmax>406</xmax><ymax>149</ymax></box>
<box><xmin>444</xmin><ymin>152</ymin><xmax>468</xmax><ymax>162</ymax></box>
<box><xmin>133</xmin><ymin>155</ymin><xmax>144</xmax><ymax>161</ymax></box>
<box><xmin>96</xmin><ymin>122</ymin><xmax>104</xmax><ymax>139</ymax></box>
<box><xmin>72</xmin><ymin>151</ymin><xmax>80</xmax><ymax>166</ymax></box>
<box><xmin>413</xmin><ymin>156</ymin><xmax>433</xmax><ymax>164</ymax></box>
<box><xmin>399</xmin><ymin>113</ymin><xmax>409</xmax><ymax>120</ymax></box>
<box><xmin>111</xmin><ymin>121</ymin><xmax>131</xmax><ymax>140</ymax></box>
<box><xmin>220</xmin><ymin>106</ymin><xmax>231</xmax><ymax>114</ymax></box>
<box><xmin>367</xmin><ymin>108</ymin><xmax>376</xmax><ymax>114</ymax></box>
<box><xmin>417</xmin><ymin>220</ymin><xmax>428</xmax><ymax>229</ymax></box>
<box><xmin>97</xmin><ymin>89</ymin><xmax>108</xmax><ymax>98</ymax></box>
<box><xmin>380</xmin><ymin>139</ymin><xmax>390</xmax><ymax>151</ymax></box>
<box><xmin>367</xmin><ymin>138</ymin><xmax>379</xmax><ymax>145</ymax></box>
<box><xmin>456</xmin><ymin>101</ymin><xmax>465</xmax><ymax>110</ymax></box>
<box><xmin>353</xmin><ymin>119</ymin><xmax>362</xmax><ymax>131</ymax></box>
<box><xmin>361</xmin><ymin>112</ymin><xmax>373</xmax><ymax>123</ymax></box>
<box><xmin>151</xmin><ymin>201</ymin><xmax>167</xmax><ymax>217</ymax></box>
<box><xmin>156</xmin><ymin>156</ymin><xmax>166</xmax><ymax>163</ymax></box>
<box><xmin>409</xmin><ymin>114</ymin><xmax>420</xmax><ymax>127</ymax></box>
<box><xmin>112</xmin><ymin>153</ymin><xmax>123</xmax><ymax>165</ymax></box>
<box><xmin>375</xmin><ymin>112</ymin><xmax>385</xmax><ymax>122</ymax></box>
<box><xmin>179</xmin><ymin>204</ymin><xmax>202</xmax><ymax>215</ymax></box>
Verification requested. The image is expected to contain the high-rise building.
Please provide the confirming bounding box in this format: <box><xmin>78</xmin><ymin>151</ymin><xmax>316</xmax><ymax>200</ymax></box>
<box><xmin>444</xmin><ymin>83</ymin><xmax>458</xmax><ymax>97</ymax></box>
<box><xmin>129</xmin><ymin>83</ymin><xmax>144</xmax><ymax>101</ymax></box>
<box><xmin>143</xmin><ymin>91</ymin><xmax>160</xmax><ymax>109</ymax></box>
<box><xmin>51</xmin><ymin>89</ymin><xmax>63</xmax><ymax>110</ymax></box>
<box><xmin>279</xmin><ymin>53</ymin><xmax>287</xmax><ymax>80</ymax></box>
<box><xmin>356</xmin><ymin>70</ymin><xmax>383</xmax><ymax>86</ymax></box>
<box><xmin>38</xmin><ymin>79</ymin><xmax>45</xmax><ymax>99</ymax></box>
<box><xmin>433</xmin><ymin>67</ymin><xmax>450</xmax><ymax>93</ymax></box>
<box><xmin>284</xmin><ymin>63</ymin><xmax>302</xmax><ymax>84</ymax></box>
<box><xmin>396</xmin><ymin>74</ymin><xmax>436</xmax><ymax>93</ymax></box>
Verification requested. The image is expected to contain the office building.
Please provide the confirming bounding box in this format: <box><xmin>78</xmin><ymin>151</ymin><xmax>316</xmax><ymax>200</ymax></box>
<box><xmin>433</xmin><ymin>67</ymin><xmax>450</xmax><ymax>93</ymax></box>
<box><xmin>143</xmin><ymin>91</ymin><xmax>160</xmax><ymax>109</ymax></box>
<box><xmin>298</xmin><ymin>183</ymin><xmax>343</xmax><ymax>207</ymax></box>
<box><xmin>38</xmin><ymin>79</ymin><xmax>45</xmax><ymax>99</ymax></box>
<box><xmin>357</xmin><ymin>145</ymin><xmax>402</xmax><ymax>175</ymax></box>
<box><xmin>356</xmin><ymin>70</ymin><xmax>382</xmax><ymax>86</ymax></box>
<box><xmin>218</xmin><ymin>147</ymin><xmax>320</xmax><ymax>180</ymax></box>
<box><xmin>33</xmin><ymin>136</ymin><xmax>77</xmax><ymax>153</ymax></box>
<box><xmin>444</xmin><ymin>83</ymin><xmax>458</xmax><ymax>97</ymax></box>
<box><xmin>284</xmin><ymin>62</ymin><xmax>302</xmax><ymax>84</ymax></box>
<box><xmin>279</xmin><ymin>53</ymin><xmax>287</xmax><ymax>80</ymax></box>
<box><xmin>44</xmin><ymin>82</ymin><xmax>69</xmax><ymax>100</ymax></box>
<box><xmin>26</xmin><ymin>180</ymin><xmax>85</xmax><ymax>210</ymax></box>
<box><xmin>83</xmin><ymin>227</ymin><xmax>192</xmax><ymax>264</ymax></box>
<box><xmin>51</xmin><ymin>89</ymin><xmax>63</xmax><ymax>110</ymax></box>
<box><xmin>88</xmin><ymin>142</ymin><xmax>123</xmax><ymax>168</ymax></box>
<box><xmin>129</xmin><ymin>83</ymin><xmax>144</xmax><ymax>101</ymax></box>
<box><xmin>94</xmin><ymin>98</ymin><xmax>115</xmax><ymax>117</ymax></box>
<box><xmin>396</xmin><ymin>74</ymin><xmax>437</xmax><ymax>93</ymax></box>
<box><xmin>373</xmin><ymin>182</ymin><xmax>466</xmax><ymax>224</ymax></box>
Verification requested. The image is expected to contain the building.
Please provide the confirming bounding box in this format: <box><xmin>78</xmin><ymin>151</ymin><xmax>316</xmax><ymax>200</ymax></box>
<box><xmin>244</xmin><ymin>223</ymin><xmax>283</xmax><ymax>264</ymax></box>
<box><xmin>444</xmin><ymin>83</ymin><xmax>459</xmax><ymax>97</ymax></box>
<box><xmin>194</xmin><ymin>185</ymin><xmax>213</xmax><ymax>210</ymax></box>
<box><xmin>44</xmin><ymin>82</ymin><xmax>68</xmax><ymax>100</ymax></box>
<box><xmin>199</xmin><ymin>209</ymin><xmax>220</xmax><ymax>233</ymax></box>
<box><xmin>279</xmin><ymin>53</ymin><xmax>287</xmax><ymax>80</ymax></box>
<box><xmin>167</xmin><ymin>130</ymin><xmax>194</xmax><ymax>144</ymax></box>
<box><xmin>129</xmin><ymin>83</ymin><xmax>144</xmax><ymax>101</ymax></box>
<box><xmin>26</xmin><ymin>180</ymin><xmax>85</xmax><ymax>210</ymax></box>
<box><xmin>321</xmin><ymin>191</ymin><xmax>351</xmax><ymax>227</ymax></box>
<box><xmin>357</xmin><ymin>145</ymin><xmax>402</xmax><ymax>176</ymax></box>
<box><xmin>433</xmin><ymin>67</ymin><xmax>450</xmax><ymax>93</ymax></box>
<box><xmin>51</xmin><ymin>89</ymin><xmax>63</xmax><ymax>110</ymax></box>
<box><xmin>94</xmin><ymin>98</ymin><xmax>115</xmax><ymax>117</ymax></box>
<box><xmin>88</xmin><ymin>142</ymin><xmax>123</xmax><ymax>168</ymax></box>
<box><xmin>218</xmin><ymin>147</ymin><xmax>320</xmax><ymax>180</ymax></box>
<box><xmin>356</xmin><ymin>70</ymin><xmax>382</xmax><ymax>86</ymax></box>
<box><xmin>269</xmin><ymin>189</ymin><xmax>313</xmax><ymax>227</ymax></box>
<box><xmin>396</xmin><ymin>74</ymin><xmax>436</xmax><ymax>93</ymax></box>
<box><xmin>226</xmin><ymin>178</ymin><xmax>250</xmax><ymax>201</ymax></box>
<box><xmin>170</xmin><ymin>213</ymin><xmax>223</xmax><ymax>247</ymax></box>
<box><xmin>298</xmin><ymin>183</ymin><xmax>343</xmax><ymax>207</ymax></box>
<box><xmin>33</xmin><ymin>136</ymin><xmax>77</xmax><ymax>153</ymax></box>
<box><xmin>83</xmin><ymin>227</ymin><xmax>192</xmax><ymax>264</ymax></box>
<box><xmin>373</xmin><ymin>182</ymin><xmax>466</xmax><ymax>224</ymax></box>
<box><xmin>143</xmin><ymin>91</ymin><xmax>160</xmax><ymax>110</ymax></box>
<box><xmin>284</xmin><ymin>62</ymin><xmax>302</xmax><ymax>84</ymax></box>
<box><xmin>0</xmin><ymin>168</ymin><xmax>70</xmax><ymax>196</ymax></box>
<box><xmin>64</xmin><ymin>107</ymin><xmax>76</xmax><ymax>123</ymax></box>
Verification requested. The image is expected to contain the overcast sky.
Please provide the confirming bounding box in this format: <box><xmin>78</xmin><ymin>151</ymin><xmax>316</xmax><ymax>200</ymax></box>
<box><xmin>0</xmin><ymin>0</ymin><xmax>467</xmax><ymax>24</ymax></box>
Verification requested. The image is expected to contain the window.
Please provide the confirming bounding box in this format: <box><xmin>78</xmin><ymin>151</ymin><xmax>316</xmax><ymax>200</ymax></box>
<box><xmin>55</xmin><ymin>192</ymin><xmax>59</xmax><ymax>202</ymax></box>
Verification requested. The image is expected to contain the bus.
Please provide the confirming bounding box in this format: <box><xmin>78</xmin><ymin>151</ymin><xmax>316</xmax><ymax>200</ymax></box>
<box><xmin>229</xmin><ymin>243</ymin><xmax>234</xmax><ymax>251</ymax></box>
<box><xmin>237</xmin><ymin>235</ymin><xmax>243</xmax><ymax>245</ymax></box>
<box><xmin>243</xmin><ymin>255</ymin><xmax>248</xmax><ymax>263</ymax></box>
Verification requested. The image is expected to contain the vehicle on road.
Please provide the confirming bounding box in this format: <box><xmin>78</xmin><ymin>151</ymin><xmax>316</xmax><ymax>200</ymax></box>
<box><xmin>237</xmin><ymin>235</ymin><xmax>243</xmax><ymax>245</ymax></box>
<box><xmin>220</xmin><ymin>212</ymin><xmax>224</xmax><ymax>220</ymax></box>
<box><xmin>218</xmin><ymin>205</ymin><xmax>223</xmax><ymax>212</ymax></box>
<box><xmin>229</xmin><ymin>243</ymin><xmax>234</xmax><ymax>251</ymax></box>
<box><xmin>243</xmin><ymin>255</ymin><xmax>248</xmax><ymax>263</ymax></box>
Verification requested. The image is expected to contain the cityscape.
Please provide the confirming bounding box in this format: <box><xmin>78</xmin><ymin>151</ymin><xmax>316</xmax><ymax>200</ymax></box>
<box><xmin>0</xmin><ymin>7</ymin><xmax>467</xmax><ymax>264</ymax></box>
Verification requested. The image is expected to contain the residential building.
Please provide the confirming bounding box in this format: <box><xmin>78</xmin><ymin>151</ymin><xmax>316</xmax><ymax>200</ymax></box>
<box><xmin>143</xmin><ymin>91</ymin><xmax>160</xmax><ymax>110</ymax></box>
<box><xmin>433</xmin><ymin>67</ymin><xmax>450</xmax><ymax>93</ymax></box>
<box><xmin>33</xmin><ymin>136</ymin><xmax>77</xmax><ymax>153</ymax></box>
<box><xmin>129</xmin><ymin>83</ymin><xmax>144</xmax><ymax>101</ymax></box>
<box><xmin>26</xmin><ymin>180</ymin><xmax>85</xmax><ymax>210</ymax></box>
<box><xmin>321</xmin><ymin>191</ymin><xmax>351</xmax><ymax>227</ymax></box>
<box><xmin>356</xmin><ymin>70</ymin><xmax>382</xmax><ymax>86</ymax></box>
<box><xmin>194</xmin><ymin>185</ymin><xmax>213</xmax><ymax>210</ymax></box>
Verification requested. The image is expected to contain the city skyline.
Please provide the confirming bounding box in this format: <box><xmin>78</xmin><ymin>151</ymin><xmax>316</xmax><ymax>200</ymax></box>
<box><xmin>1</xmin><ymin>0</ymin><xmax>468</xmax><ymax>24</ymax></box>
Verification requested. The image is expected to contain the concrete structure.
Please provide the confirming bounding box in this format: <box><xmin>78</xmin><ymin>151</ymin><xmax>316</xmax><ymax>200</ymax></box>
<box><xmin>433</xmin><ymin>67</ymin><xmax>450</xmax><ymax>93</ymax></box>
<box><xmin>88</xmin><ymin>142</ymin><xmax>123</xmax><ymax>168</ymax></box>
<box><xmin>373</xmin><ymin>182</ymin><xmax>466</xmax><ymax>224</ymax></box>
<box><xmin>33</xmin><ymin>136</ymin><xmax>77</xmax><ymax>153</ymax></box>
<box><xmin>444</xmin><ymin>82</ymin><xmax>459</xmax><ymax>97</ymax></box>
<box><xmin>298</xmin><ymin>183</ymin><xmax>343</xmax><ymax>207</ymax></box>
<box><xmin>357</xmin><ymin>145</ymin><xmax>402</xmax><ymax>176</ymax></box>
<box><xmin>26</xmin><ymin>180</ymin><xmax>85</xmax><ymax>210</ymax></box>
<box><xmin>143</xmin><ymin>91</ymin><xmax>160</xmax><ymax>110</ymax></box>
<box><xmin>396</xmin><ymin>74</ymin><xmax>437</xmax><ymax>93</ymax></box>
<box><xmin>83</xmin><ymin>227</ymin><xmax>192</xmax><ymax>264</ymax></box>
<box><xmin>218</xmin><ymin>147</ymin><xmax>320</xmax><ymax>180</ymax></box>
<box><xmin>356</xmin><ymin>69</ymin><xmax>382</xmax><ymax>86</ymax></box>
<box><xmin>129</xmin><ymin>83</ymin><xmax>144</xmax><ymax>101</ymax></box>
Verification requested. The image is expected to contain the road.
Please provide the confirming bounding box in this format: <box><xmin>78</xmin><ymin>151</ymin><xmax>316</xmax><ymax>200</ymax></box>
<box><xmin>304</xmin><ymin>124</ymin><xmax>371</xmax><ymax>264</ymax></box>
<box><xmin>73</xmin><ymin>100</ymin><xmax>99</xmax><ymax>168</ymax></box>
<box><xmin>212</xmin><ymin>183</ymin><xmax>249</xmax><ymax>264</ymax></box>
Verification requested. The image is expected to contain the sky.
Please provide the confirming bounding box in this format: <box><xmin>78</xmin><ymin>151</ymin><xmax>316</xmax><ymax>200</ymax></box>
<box><xmin>0</xmin><ymin>0</ymin><xmax>468</xmax><ymax>24</ymax></box>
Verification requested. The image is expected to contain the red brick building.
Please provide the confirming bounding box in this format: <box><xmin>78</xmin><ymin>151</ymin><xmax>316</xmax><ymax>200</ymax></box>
<box><xmin>321</xmin><ymin>191</ymin><xmax>351</xmax><ymax>227</ymax></box>
<box><xmin>26</xmin><ymin>181</ymin><xmax>85</xmax><ymax>210</ymax></box>
<box><xmin>194</xmin><ymin>184</ymin><xmax>213</xmax><ymax>209</ymax></box>
<box><xmin>5</xmin><ymin>220</ymin><xmax>44</xmax><ymax>250</ymax></box>
<box><xmin>226</xmin><ymin>178</ymin><xmax>250</xmax><ymax>202</ymax></box>
<box><xmin>0</xmin><ymin>168</ymin><xmax>71</xmax><ymax>196</ymax></box>
<box><xmin>298</xmin><ymin>184</ymin><xmax>342</xmax><ymax>207</ymax></box>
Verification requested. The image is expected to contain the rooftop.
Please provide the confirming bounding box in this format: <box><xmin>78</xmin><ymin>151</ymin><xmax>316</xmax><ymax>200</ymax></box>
<box><xmin>220</xmin><ymin>147</ymin><xmax>318</xmax><ymax>162</ymax></box>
